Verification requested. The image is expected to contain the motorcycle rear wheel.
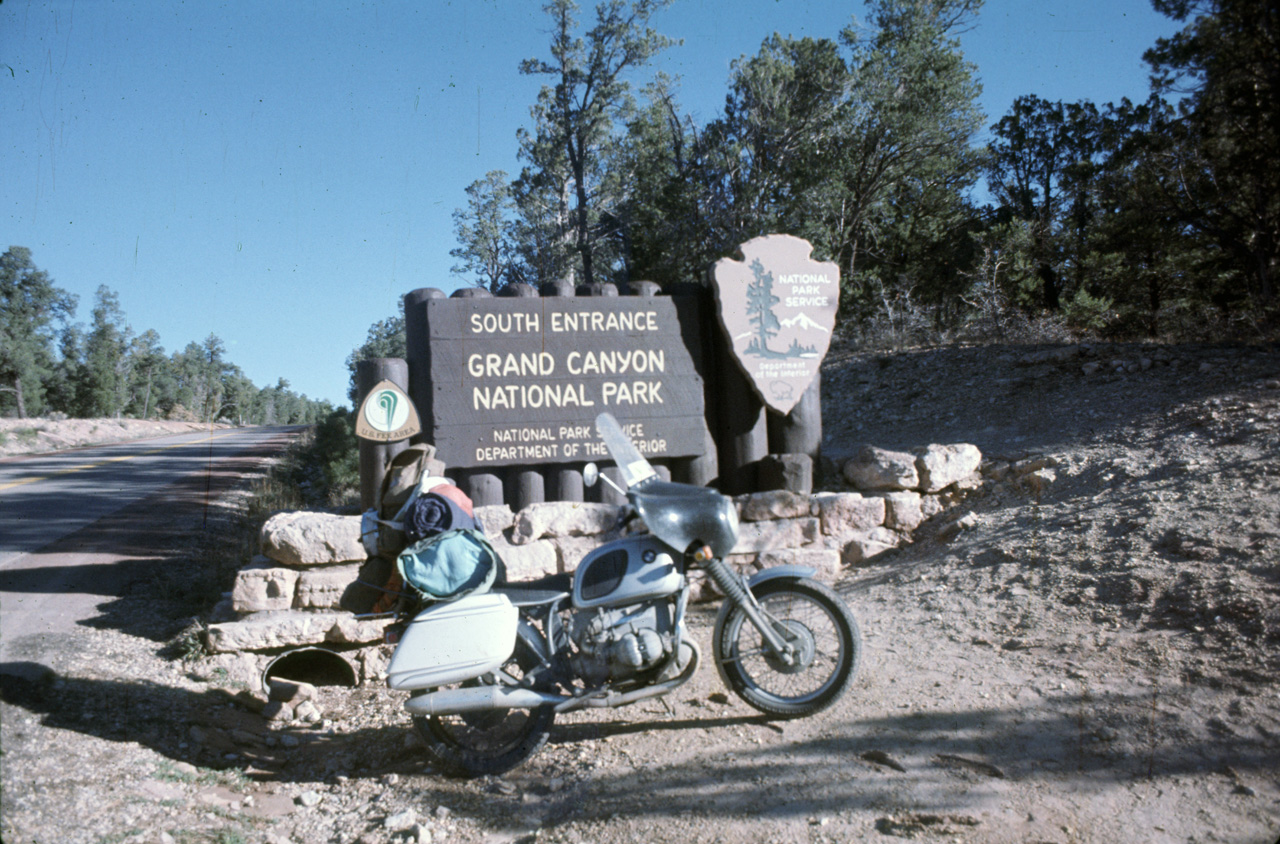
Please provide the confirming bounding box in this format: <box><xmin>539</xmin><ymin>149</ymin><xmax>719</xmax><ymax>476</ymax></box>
<box><xmin>714</xmin><ymin>578</ymin><xmax>861</xmax><ymax>717</ymax></box>
<box><xmin>412</xmin><ymin>647</ymin><xmax>555</xmax><ymax>777</ymax></box>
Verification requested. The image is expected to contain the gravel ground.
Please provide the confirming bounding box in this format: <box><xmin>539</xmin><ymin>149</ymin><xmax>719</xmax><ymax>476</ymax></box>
<box><xmin>2</xmin><ymin>339</ymin><xmax>1279</xmax><ymax>844</ymax></box>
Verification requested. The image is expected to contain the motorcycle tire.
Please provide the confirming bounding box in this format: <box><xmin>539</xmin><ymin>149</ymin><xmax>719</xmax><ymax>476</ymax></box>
<box><xmin>413</xmin><ymin>643</ymin><xmax>555</xmax><ymax>777</ymax></box>
<box><xmin>714</xmin><ymin>578</ymin><xmax>861</xmax><ymax>718</ymax></box>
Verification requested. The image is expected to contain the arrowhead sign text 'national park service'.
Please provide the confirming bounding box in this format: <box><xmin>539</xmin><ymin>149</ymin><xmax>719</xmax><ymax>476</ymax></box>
<box><xmin>712</xmin><ymin>235</ymin><xmax>839</xmax><ymax>415</ymax></box>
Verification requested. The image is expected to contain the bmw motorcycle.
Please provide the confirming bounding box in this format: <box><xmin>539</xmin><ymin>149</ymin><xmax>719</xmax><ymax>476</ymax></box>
<box><xmin>385</xmin><ymin>411</ymin><xmax>862</xmax><ymax>776</ymax></box>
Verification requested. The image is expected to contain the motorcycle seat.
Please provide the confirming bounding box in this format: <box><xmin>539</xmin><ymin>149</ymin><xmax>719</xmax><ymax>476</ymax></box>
<box><xmin>491</xmin><ymin>586</ymin><xmax>569</xmax><ymax>608</ymax></box>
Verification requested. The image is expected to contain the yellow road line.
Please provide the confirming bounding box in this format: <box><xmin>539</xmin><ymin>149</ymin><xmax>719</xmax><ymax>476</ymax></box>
<box><xmin>0</xmin><ymin>431</ymin><xmax>243</xmax><ymax>493</ymax></box>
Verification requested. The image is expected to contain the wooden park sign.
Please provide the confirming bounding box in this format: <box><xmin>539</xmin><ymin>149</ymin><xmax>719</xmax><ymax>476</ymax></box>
<box><xmin>355</xmin><ymin>379</ymin><xmax>422</xmax><ymax>442</ymax></box>
<box><xmin>712</xmin><ymin>235</ymin><xmax>839</xmax><ymax>415</ymax></box>
<box><xmin>419</xmin><ymin>296</ymin><xmax>707</xmax><ymax>469</ymax></box>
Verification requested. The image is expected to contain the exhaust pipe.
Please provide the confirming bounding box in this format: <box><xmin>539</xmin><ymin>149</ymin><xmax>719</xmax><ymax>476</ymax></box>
<box><xmin>405</xmin><ymin>685</ymin><xmax>563</xmax><ymax>716</ymax></box>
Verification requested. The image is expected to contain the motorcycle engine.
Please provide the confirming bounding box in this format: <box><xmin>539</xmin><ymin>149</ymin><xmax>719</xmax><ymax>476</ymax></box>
<box><xmin>569</xmin><ymin>601</ymin><xmax>675</xmax><ymax>686</ymax></box>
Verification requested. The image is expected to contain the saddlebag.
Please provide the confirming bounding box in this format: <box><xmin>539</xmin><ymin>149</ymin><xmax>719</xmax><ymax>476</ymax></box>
<box><xmin>385</xmin><ymin>592</ymin><xmax>517</xmax><ymax>690</ymax></box>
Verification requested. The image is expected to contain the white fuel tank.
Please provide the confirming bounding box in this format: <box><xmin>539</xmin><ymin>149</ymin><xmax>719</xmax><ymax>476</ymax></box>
<box><xmin>386</xmin><ymin>593</ymin><xmax>517</xmax><ymax>691</ymax></box>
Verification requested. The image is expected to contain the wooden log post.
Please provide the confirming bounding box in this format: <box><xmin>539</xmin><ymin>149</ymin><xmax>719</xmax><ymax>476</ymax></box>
<box><xmin>578</xmin><ymin>282</ymin><xmax>627</xmax><ymax>506</ymax></box>
<box><xmin>448</xmin><ymin>286</ymin><xmax>505</xmax><ymax>508</ymax></box>
<box><xmin>540</xmin><ymin>278</ymin><xmax>585</xmax><ymax>504</ymax></box>
<box><xmin>766</xmin><ymin>378</ymin><xmax>821</xmax><ymax>493</ymax></box>
<box><xmin>403</xmin><ymin>286</ymin><xmax>446</xmax><ymax>449</ymax></box>
<box><xmin>499</xmin><ymin>282</ymin><xmax>546</xmax><ymax>509</ymax></box>
<box><xmin>668</xmin><ymin>281</ymin><xmax>719</xmax><ymax>488</ymax></box>
<box><xmin>356</xmin><ymin>357</ymin><xmax>410</xmax><ymax>510</ymax></box>
<box><xmin>714</xmin><ymin>333</ymin><xmax>767</xmax><ymax>495</ymax></box>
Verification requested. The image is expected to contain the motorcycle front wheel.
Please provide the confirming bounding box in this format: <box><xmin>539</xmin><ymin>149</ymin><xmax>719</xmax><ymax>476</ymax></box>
<box><xmin>714</xmin><ymin>578</ymin><xmax>861</xmax><ymax>718</ymax></box>
<box><xmin>412</xmin><ymin>645</ymin><xmax>555</xmax><ymax>777</ymax></box>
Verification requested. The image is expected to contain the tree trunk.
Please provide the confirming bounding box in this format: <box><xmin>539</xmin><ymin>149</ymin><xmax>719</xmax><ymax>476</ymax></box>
<box><xmin>14</xmin><ymin>376</ymin><xmax>27</xmax><ymax>419</ymax></box>
<box><xmin>574</xmin><ymin>170</ymin><xmax>594</xmax><ymax>287</ymax></box>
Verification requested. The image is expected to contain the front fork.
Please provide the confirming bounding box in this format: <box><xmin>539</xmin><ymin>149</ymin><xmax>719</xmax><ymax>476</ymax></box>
<box><xmin>701</xmin><ymin>556</ymin><xmax>799</xmax><ymax>665</ymax></box>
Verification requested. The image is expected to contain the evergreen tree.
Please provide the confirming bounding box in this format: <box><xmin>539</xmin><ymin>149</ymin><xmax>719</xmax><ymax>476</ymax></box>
<box><xmin>1144</xmin><ymin>0</ymin><xmax>1279</xmax><ymax>309</ymax></box>
<box><xmin>127</xmin><ymin>329</ymin><xmax>168</xmax><ymax>419</ymax></box>
<box><xmin>744</xmin><ymin>258</ymin><xmax>781</xmax><ymax>355</ymax></box>
<box><xmin>345</xmin><ymin>311</ymin><xmax>406</xmax><ymax>405</ymax></box>
<box><xmin>82</xmin><ymin>286</ymin><xmax>133</xmax><ymax>418</ymax></box>
<box><xmin>451</xmin><ymin>171</ymin><xmax>521</xmax><ymax>292</ymax></box>
<box><xmin>0</xmin><ymin>247</ymin><xmax>77</xmax><ymax>418</ymax></box>
<box><xmin>517</xmin><ymin>0</ymin><xmax>676</xmax><ymax>287</ymax></box>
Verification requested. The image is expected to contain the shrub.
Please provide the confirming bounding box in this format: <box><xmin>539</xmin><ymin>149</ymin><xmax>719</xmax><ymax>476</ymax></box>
<box><xmin>1062</xmin><ymin>287</ymin><xmax>1115</xmax><ymax>333</ymax></box>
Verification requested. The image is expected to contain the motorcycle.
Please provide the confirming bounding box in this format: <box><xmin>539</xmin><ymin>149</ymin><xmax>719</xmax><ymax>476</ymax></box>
<box><xmin>385</xmin><ymin>411</ymin><xmax>862</xmax><ymax>776</ymax></box>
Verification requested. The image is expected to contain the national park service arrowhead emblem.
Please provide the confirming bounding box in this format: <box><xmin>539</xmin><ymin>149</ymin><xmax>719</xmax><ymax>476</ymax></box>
<box><xmin>712</xmin><ymin>235</ymin><xmax>839</xmax><ymax>415</ymax></box>
<box><xmin>355</xmin><ymin>380</ymin><xmax>422</xmax><ymax>442</ymax></box>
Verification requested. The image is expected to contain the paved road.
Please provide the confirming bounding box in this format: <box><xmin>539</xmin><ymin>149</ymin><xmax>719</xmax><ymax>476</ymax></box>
<box><xmin>0</xmin><ymin>426</ymin><xmax>303</xmax><ymax>678</ymax></box>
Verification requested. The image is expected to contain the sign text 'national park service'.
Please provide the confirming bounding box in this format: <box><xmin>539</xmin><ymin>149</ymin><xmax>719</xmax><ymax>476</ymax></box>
<box><xmin>712</xmin><ymin>234</ymin><xmax>839</xmax><ymax>415</ymax></box>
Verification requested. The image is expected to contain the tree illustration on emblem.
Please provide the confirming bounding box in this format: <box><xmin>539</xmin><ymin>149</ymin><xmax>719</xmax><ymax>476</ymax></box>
<box><xmin>744</xmin><ymin>258</ymin><xmax>781</xmax><ymax>357</ymax></box>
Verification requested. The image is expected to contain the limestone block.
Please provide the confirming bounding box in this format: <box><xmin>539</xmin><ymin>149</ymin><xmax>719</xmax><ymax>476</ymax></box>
<box><xmin>268</xmin><ymin>679</ymin><xmax>316</xmax><ymax>703</ymax></box>
<box><xmin>231</xmin><ymin>559</ymin><xmax>300</xmax><ymax>613</ymax></box>
<box><xmin>1013</xmin><ymin>455</ymin><xmax>1057</xmax><ymax>477</ymax></box>
<box><xmin>294</xmin><ymin>563</ymin><xmax>362</xmax><ymax>610</ymax></box>
<box><xmin>842</xmin><ymin>445</ymin><xmax>919</xmax><ymax>491</ymax></box>
<box><xmin>815</xmin><ymin>492</ymin><xmax>886</xmax><ymax>536</ymax></box>
<box><xmin>205</xmin><ymin>611</ymin><xmax>344</xmax><ymax>653</ymax></box>
<box><xmin>343</xmin><ymin>557</ymin><xmax>395</xmax><ymax>614</ymax></box>
<box><xmin>260</xmin><ymin>512</ymin><xmax>365</xmax><ymax>566</ymax></box>
<box><xmin>982</xmin><ymin>460</ymin><xmax>1012</xmax><ymax>482</ymax></box>
<box><xmin>1020</xmin><ymin>468</ymin><xmax>1057</xmax><ymax>498</ymax></box>
<box><xmin>725</xmin><ymin>553</ymin><xmax>760</xmax><ymax>572</ymax></box>
<box><xmin>327</xmin><ymin>614</ymin><xmax>395</xmax><ymax>645</ymax></box>
<box><xmin>473</xmin><ymin>504</ymin><xmax>514</xmax><ymax>537</ymax></box>
<box><xmin>920</xmin><ymin>494</ymin><xmax>946</xmax><ymax>520</ymax></box>
<box><xmin>510</xmin><ymin>502</ymin><xmax>622</xmax><ymax>545</ymax></box>
<box><xmin>756</xmin><ymin>547</ymin><xmax>842</xmax><ymax>581</ymax></box>
<box><xmin>731</xmin><ymin>517</ymin><xmax>820</xmax><ymax>555</ymax></box>
<box><xmin>880</xmin><ymin>490</ymin><xmax>925</xmax><ymax>532</ymax></box>
<box><xmin>840</xmin><ymin>527</ymin><xmax>901</xmax><ymax>565</ymax></box>
<box><xmin>759</xmin><ymin>453</ymin><xmax>813</xmax><ymax>494</ymax></box>
<box><xmin>205</xmin><ymin>610</ymin><xmax>395</xmax><ymax>653</ymax></box>
<box><xmin>491</xmin><ymin>535</ymin><xmax>560</xmax><ymax>582</ymax></box>
<box><xmin>915</xmin><ymin>443</ymin><xmax>982</xmax><ymax>493</ymax></box>
<box><xmin>357</xmin><ymin>646</ymin><xmax>393</xmax><ymax>684</ymax></box>
<box><xmin>735</xmin><ymin>490</ymin><xmax>813</xmax><ymax>522</ymax></box>
<box><xmin>199</xmin><ymin>652</ymin><xmax>267</xmax><ymax>688</ymax></box>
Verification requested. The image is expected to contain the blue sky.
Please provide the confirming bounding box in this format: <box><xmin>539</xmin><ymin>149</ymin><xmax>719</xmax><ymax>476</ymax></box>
<box><xmin>3</xmin><ymin>0</ymin><xmax>1180</xmax><ymax>407</ymax></box>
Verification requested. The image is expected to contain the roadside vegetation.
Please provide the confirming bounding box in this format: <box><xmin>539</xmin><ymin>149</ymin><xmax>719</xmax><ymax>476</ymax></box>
<box><xmin>0</xmin><ymin>246</ymin><xmax>333</xmax><ymax>424</ymax></box>
<box><xmin>434</xmin><ymin>0</ymin><xmax>1275</xmax><ymax>344</ymax></box>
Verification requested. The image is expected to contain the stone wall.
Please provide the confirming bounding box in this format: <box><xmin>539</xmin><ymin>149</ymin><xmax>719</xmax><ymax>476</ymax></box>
<box><xmin>203</xmin><ymin>441</ymin><xmax>987</xmax><ymax>678</ymax></box>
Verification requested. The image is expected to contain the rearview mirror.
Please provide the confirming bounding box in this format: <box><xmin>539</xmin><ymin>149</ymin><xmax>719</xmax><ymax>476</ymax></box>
<box><xmin>583</xmin><ymin>463</ymin><xmax>599</xmax><ymax>488</ymax></box>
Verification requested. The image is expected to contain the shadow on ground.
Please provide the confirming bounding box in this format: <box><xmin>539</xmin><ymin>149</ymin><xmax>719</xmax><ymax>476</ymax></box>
<box><xmin>3</xmin><ymin>657</ymin><xmax>1272</xmax><ymax>827</ymax></box>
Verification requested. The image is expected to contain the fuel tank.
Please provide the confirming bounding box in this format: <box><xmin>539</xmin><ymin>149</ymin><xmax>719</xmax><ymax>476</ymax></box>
<box><xmin>573</xmin><ymin>535</ymin><xmax>682</xmax><ymax>609</ymax></box>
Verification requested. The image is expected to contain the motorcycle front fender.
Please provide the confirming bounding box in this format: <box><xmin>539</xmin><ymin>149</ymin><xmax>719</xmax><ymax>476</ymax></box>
<box><xmin>744</xmin><ymin>565</ymin><xmax>816</xmax><ymax>589</ymax></box>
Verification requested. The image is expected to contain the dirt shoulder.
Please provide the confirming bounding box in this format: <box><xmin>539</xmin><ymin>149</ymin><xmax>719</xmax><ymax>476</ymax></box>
<box><xmin>2</xmin><ymin>341</ymin><xmax>1279</xmax><ymax>844</ymax></box>
<box><xmin>0</xmin><ymin>418</ymin><xmax>232</xmax><ymax>458</ymax></box>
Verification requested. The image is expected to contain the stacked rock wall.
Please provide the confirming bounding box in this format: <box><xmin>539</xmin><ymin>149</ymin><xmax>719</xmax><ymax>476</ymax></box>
<box><xmin>204</xmin><ymin>441</ymin><xmax>986</xmax><ymax>677</ymax></box>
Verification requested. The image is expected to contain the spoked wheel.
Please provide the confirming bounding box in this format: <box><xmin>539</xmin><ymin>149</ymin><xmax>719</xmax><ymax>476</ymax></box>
<box><xmin>412</xmin><ymin>644</ymin><xmax>555</xmax><ymax>777</ymax></box>
<box><xmin>714</xmin><ymin>578</ymin><xmax>861</xmax><ymax>718</ymax></box>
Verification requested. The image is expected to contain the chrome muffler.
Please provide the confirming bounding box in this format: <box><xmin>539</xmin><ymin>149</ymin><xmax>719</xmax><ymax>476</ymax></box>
<box><xmin>405</xmin><ymin>685</ymin><xmax>564</xmax><ymax>715</ymax></box>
